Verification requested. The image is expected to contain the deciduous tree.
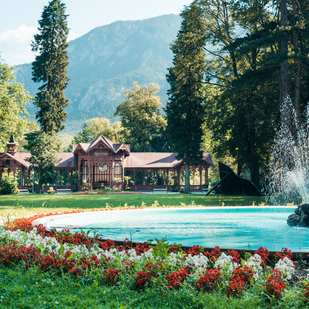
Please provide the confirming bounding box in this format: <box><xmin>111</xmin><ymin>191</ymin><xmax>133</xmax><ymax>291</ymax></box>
<box><xmin>115</xmin><ymin>82</ymin><xmax>167</xmax><ymax>152</ymax></box>
<box><xmin>0</xmin><ymin>58</ymin><xmax>32</xmax><ymax>152</ymax></box>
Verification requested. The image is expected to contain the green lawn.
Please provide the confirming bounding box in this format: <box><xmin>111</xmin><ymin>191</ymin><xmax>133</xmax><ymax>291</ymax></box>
<box><xmin>0</xmin><ymin>193</ymin><xmax>268</xmax><ymax>218</ymax></box>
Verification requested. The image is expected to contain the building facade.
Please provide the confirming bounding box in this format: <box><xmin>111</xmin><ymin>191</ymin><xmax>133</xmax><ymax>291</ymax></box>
<box><xmin>0</xmin><ymin>135</ymin><xmax>214</xmax><ymax>192</ymax></box>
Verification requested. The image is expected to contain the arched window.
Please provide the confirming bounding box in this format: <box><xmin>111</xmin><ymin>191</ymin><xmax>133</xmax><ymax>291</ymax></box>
<box><xmin>114</xmin><ymin>163</ymin><xmax>121</xmax><ymax>180</ymax></box>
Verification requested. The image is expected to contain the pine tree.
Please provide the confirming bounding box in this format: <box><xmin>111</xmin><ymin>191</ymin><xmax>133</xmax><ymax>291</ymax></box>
<box><xmin>31</xmin><ymin>0</ymin><xmax>69</xmax><ymax>134</ymax></box>
<box><xmin>166</xmin><ymin>4</ymin><xmax>206</xmax><ymax>193</ymax></box>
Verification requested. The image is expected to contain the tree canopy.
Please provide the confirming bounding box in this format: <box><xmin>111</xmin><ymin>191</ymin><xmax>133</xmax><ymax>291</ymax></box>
<box><xmin>31</xmin><ymin>0</ymin><xmax>69</xmax><ymax>134</ymax></box>
<box><xmin>25</xmin><ymin>131</ymin><xmax>60</xmax><ymax>193</ymax></box>
<box><xmin>115</xmin><ymin>82</ymin><xmax>168</xmax><ymax>152</ymax></box>
<box><xmin>0</xmin><ymin>58</ymin><xmax>32</xmax><ymax>152</ymax></box>
<box><xmin>192</xmin><ymin>0</ymin><xmax>309</xmax><ymax>187</ymax></box>
<box><xmin>166</xmin><ymin>3</ymin><xmax>207</xmax><ymax>193</ymax></box>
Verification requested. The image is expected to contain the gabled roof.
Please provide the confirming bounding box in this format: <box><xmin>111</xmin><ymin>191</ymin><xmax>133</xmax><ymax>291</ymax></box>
<box><xmin>55</xmin><ymin>153</ymin><xmax>78</xmax><ymax>169</ymax></box>
<box><xmin>73</xmin><ymin>136</ymin><xmax>130</xmax><ymax>155</ymax></box>
<box><xmin>0</xmin><ymin>152</ymin><xmax>31</xmax><ymax>168</ymax></box>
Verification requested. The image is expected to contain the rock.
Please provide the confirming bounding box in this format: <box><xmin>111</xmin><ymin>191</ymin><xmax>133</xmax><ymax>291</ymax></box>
<box><xmin>287</xmin><ymin>204</ymin><xmax>309</xmax><ymax>227</ymax></box>
<box><xmin>287</xmin><ymin>213</ymin><xmax>301</xmax><ymax>226</ymax></box>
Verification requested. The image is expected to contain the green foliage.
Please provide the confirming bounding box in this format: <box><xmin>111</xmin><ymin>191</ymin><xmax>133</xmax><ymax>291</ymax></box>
<box><xmin>24</xmin><ymin>131</ymin><xmax>61</xmax><ymax>192</ymax></box>
<box><xmin>115</xmin><ymin>82</ymin><xmax>168</xmax><ymax>152</ymax></box>
<box><xmin>166</xmin><ymin>3</ymin><xmax>207</xmax><ymax>192</ymax></box>
<box><xmin>0</xmin><ymin>177</ymin><xmax>19</xmax><ymax>195</ymax></box>
<box><xmin>0</xmin><ymin>58</ymin><xmax>32</xmax><ymax>152</ymax></box>
<box><xmin>193</xmin><ymin>0</ymin><xmax>309</xmax><ymax>186</ymax></box>
<box><xmin>84</xmin><ymin>118</ymin><xmax>124</xmax><ymax>143</ymax></box>
<box><xmin>31</xmin><ymin>0</ymin><xmax>69</xmax><ymax>134</ymax></box>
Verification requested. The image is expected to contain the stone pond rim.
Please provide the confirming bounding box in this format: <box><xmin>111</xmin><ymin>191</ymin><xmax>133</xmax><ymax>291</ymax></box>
<box><xmin>287</xmin><ymin>204</ymin><xmax>309</xmax><ymax>227</ymax></box>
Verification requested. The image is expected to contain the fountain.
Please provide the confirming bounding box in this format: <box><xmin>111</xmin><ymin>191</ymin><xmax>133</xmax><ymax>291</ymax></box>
<box><xmin>264</xmin><ymin>97</ymin><xmax>309</xmax><ymax>208</ymax></box>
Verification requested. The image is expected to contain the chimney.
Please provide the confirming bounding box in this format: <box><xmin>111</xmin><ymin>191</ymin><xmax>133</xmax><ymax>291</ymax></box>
<box><xmin>7</xmin><ymin>135</ymin><xmax>18</xmax><ymax>156</ymax></box>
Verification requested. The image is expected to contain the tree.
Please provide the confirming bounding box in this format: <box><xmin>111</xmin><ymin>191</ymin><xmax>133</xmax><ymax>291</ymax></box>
<box><xmin>165</xmin><ymin>4</ymin><xmax>207</xmax><ymax>193</ymax></box>
<box><xmin>25</xmin><ymin>131</ymin><xmax>60</xmax><ymax>193</ymax></box>
<box><xmin>31</xmin><ymin>0</ymin><xmax>69</xmax><ymax>134</ymax></box>
<box><xmin>114</xmin><ymin>82</ymin><xmax>167</xmax><ymax>152</ymax></box>
<box><xmin>193</xmin><ymin>0</ymin><xmax>309</xmax><ymax>187</ymax></box>
<box><xmin>84</xmin><ymin>118</ymin><xmax>124</xmax><ymax>143</ymax></box>
<box><xmin>0</xmin><ymin>58</ymin><xmax>32</xmax><ymax>152</ymax></box>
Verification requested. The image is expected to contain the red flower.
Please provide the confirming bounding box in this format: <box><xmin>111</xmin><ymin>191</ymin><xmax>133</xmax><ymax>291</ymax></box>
<box><xmin>102</xmin><ymin>267</ymin><xmax>121</xmax><ymax>284</ymax></box>
<box><xmin>264</xmin><ymin>270</ymin><xmax>286</xmax><ymax>298</ymax></box>
<box><xmin>165</xmin><ymin>266</ymin><xmax>189</xmax><ymax>289</ymax></box>
<box><xmin>197</xmin><ymin>268</ymin><xmax>221</xmax><ymax>292</ymax></box>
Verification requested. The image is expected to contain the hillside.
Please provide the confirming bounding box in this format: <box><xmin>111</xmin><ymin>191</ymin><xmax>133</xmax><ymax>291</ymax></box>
<box><xmin>15</xmin><ymin>14</ymin><xmax>181</xmax><ymax>135</ymax></box>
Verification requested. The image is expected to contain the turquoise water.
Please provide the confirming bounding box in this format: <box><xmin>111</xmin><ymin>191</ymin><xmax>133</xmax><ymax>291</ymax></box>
<box><xmin>48</xmin><ymin>207</ymin><xmax>308</xmax><ymax>251</ymax></box>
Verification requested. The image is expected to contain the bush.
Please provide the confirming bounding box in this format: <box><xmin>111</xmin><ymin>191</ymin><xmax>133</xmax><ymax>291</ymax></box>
<box><xmin>0</xmin><ymin>177</ymin><xmax>19</xmax><ymax>195</ymax></box>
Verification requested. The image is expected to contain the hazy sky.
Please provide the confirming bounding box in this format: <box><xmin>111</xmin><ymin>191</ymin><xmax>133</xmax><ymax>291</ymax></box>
<box><xmin>0</xmin><ymin>0</ymin><xmax>192</xmax><ymax>66</ymax></box>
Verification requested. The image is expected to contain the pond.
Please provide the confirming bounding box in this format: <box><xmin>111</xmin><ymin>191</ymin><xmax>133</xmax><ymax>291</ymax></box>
<box><xmin>34</xmin><ymin>206</ymin><xmax>308</xmax><ymax>251</ymax></box>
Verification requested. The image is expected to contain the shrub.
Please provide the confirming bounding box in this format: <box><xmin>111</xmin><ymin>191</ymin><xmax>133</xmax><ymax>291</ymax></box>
<box><xmin>0</xmin><ymin>177</ymin><xmax>19</xmax><ymax>195</ymax></box>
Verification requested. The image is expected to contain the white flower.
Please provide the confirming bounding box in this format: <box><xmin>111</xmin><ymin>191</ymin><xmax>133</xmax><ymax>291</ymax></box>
<box><xmin>214</xmin><ymin>253</ymin><xmax>238</xmax><ymax>272</ymax></box>
<box><xmin>275</xmin><ymin>257</ymin><xmax>295</xmax><ymax>280</ymax></box>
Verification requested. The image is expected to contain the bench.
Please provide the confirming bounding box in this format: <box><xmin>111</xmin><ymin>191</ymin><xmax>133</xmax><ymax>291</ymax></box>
<box><xmin>19</xmin><ymin>189</ymin><xmax>29</xmax><ymax>194</ymax></box>
<box><xmin>56</xmin><ymin>189</ymin><xmax>72</xmax><ymax>194</ymax></box>
<box><xmin>153</xmin><ymin>188</ymin><xmax>168</xmax><ymax>193</ymax></box>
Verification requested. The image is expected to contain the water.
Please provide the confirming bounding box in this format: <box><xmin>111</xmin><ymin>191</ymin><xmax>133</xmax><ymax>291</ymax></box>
<box><xmin>265</xmin><ymin>97</ymin><xmax>309</xmax><ymax>204</ymax></box>
<box><xmin>45</xmin><ymin>207</ymin><xmax>309</xmax><ymax>251</ymax></box>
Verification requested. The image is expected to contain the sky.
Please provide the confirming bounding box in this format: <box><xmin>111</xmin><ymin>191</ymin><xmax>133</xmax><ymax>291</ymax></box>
<box><xmin>0</xmin><ymin>0</ymin><xmax>193</xmax><ymax>66</ymax></box>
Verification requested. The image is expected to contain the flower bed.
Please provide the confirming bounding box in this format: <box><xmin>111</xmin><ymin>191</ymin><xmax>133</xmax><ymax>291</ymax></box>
<box><xmin>1</xmin><ymin>210</ymin><xmax>309</xmax><ymax>305</ymax></box>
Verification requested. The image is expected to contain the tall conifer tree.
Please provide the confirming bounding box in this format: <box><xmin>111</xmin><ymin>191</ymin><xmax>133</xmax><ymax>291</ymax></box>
<box><xmin>31</xmin><ymin>0</ymin><xmax>69</xmax><ymax>134</ymax></box>
<box><xmin>166</xmin><ymin>4</ymin><xmax>206</xmax><ymax>193</ymax></box>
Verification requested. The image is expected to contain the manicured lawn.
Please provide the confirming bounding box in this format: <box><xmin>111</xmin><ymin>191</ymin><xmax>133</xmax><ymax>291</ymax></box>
<box><xmin>0</xmin><ymin>265</ymin><xmax>304</xmax><ymax>309</ymax></box>
<box><xmin>0</xmin><ymin>193</ymin><xmax>267</xmax><ymax>218</ymax></box>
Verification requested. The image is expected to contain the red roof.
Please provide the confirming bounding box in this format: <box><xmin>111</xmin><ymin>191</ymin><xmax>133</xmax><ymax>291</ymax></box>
<box><xmin>124</xmin><ymin>153</ymin><xmax>213</xmax><ymax>169</ymax></box>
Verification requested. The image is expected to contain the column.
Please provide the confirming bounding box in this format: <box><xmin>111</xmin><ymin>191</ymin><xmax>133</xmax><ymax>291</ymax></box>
<box><xmin>163</xmin><ymin>170</ymin><xmax>166</xmax><ymax>185</ymax></box>
<box><xmin>177</xmin><ymin>168</ymin><xmax>181</xmax><ymax>190</ymax></box>
<box><xmin>192</xmin><ymin>168</ymin><xmax>195</xmax><ymax>186</ymax></box>
<box><xmin>205</xmin><ymin>165</ymin><xmax>209</xmax><ymax>187</ymax></box>
<box><xmin>78</xmin><ymin>158</ymin><xmax>81</xmax><ymax>186</ymax></box>
<box><xmin>133</xmin><ymin>170</ymin><xmax>136</xmax><ymax>186</ymax></box>
<box><xmin>28</xmin><ymin>169</ymin><xmax>31</xmax><ymax>186</ymax></box>
<box><xmin>20</xmin><ymin>166</ymin><xmax>24</xmax><ymax>187</ymax></box>
<box><xmin>87</xmin><ymin>156</ymin><xmax>91</xmax><ymax>186</ymax></box>
<box><xmin>199</xmin><ymin>164</ymin><xmax>203</xmax><ymax>190</ymax></box>
<box><xmin>67</xmin><ymin>169</ymin><xmax>70</xmax><ymax>186</ymax></box>
<box><xmin>121</xmin><ymin>164</ymin><xmax>125</xmax><ymax>190</ymax></box>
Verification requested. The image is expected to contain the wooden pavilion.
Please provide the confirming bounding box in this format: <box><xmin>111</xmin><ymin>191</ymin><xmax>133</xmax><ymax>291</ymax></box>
<box><xmin>0</xmin><ymin>135</ymin><xmax>213</xmax><ymax>192</ymax></box>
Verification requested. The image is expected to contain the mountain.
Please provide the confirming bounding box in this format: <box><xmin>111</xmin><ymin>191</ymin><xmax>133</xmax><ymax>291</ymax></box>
<box><xmin>15</xmin><ymin>14</ymin><xmax>182</xmax><ymax>135</ymax></box>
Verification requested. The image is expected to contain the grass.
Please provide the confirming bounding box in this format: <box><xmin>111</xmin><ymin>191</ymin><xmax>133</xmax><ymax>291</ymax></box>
<box><xmin>0</xmin><ymin>265</ymin><xmax>305</xmax><ymax>309</ymax></box>
<box><xmin>0</xmin><ymin>193</ymin><xmax>305</xmax><ymax>308</ymax></box>
<box><xmin>0</xmin><ymin>193</ymin><xmax>267</xmax><ymax>218</ymax></box>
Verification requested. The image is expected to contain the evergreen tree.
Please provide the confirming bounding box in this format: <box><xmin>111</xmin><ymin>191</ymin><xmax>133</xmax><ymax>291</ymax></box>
<box><xmin>25</xmin><ymin>131</ymin><xmax>61</xmax><ymax>193</ymax></box>
<box><xmin>31</xmin><ymin>0</ymin><xmax>69</xmax><ymax>134</ymax></box>
<box><xmin>166</xmin><ymin>4</ymin><xmax>207</xmax><ymax>193</ymax></box>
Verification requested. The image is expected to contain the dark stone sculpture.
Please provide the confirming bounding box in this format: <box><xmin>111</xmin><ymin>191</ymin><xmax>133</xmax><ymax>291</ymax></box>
<box><xmin>287</xmin><ymin>204</ymin><xmax>309</xmax><ymax>227</ymax></box>
<box><xmin>218</xmin><ymin>162</ymin><xmax>262</xmax><ymax>196</ymax></box>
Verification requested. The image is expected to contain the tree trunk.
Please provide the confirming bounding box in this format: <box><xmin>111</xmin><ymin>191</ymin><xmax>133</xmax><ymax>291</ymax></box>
<box><xmin>184</xmin><ymin>162</ymin><xmax>191</xmax><ymax>194</ymax></box>
<box><xmin>38</xmin><ymin>173</ymin><xmax>42</xmax><ymax>194</ymax></box>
